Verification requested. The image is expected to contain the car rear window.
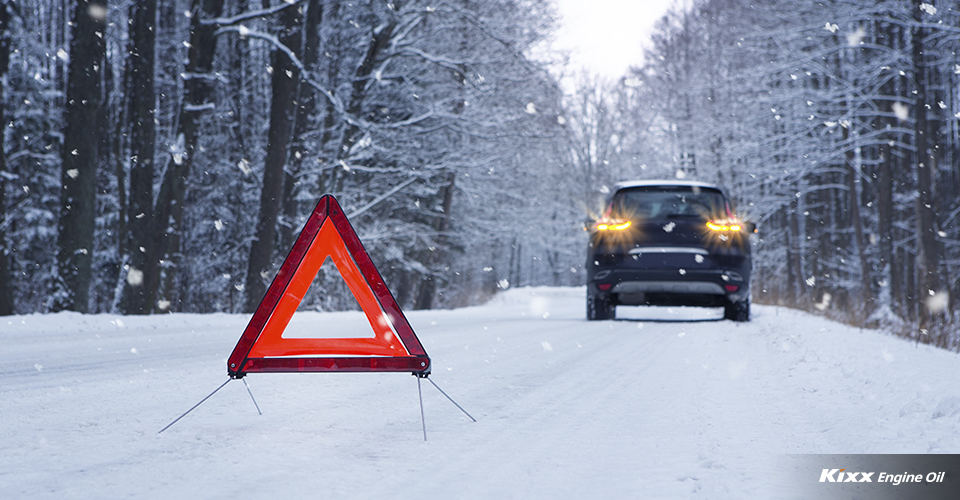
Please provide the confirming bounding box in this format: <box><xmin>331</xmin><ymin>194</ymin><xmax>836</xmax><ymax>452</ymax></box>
<box><xmin>610</xmin><ymin>186</ymin><xmax>729</xmax><ymax>221</ymax></box>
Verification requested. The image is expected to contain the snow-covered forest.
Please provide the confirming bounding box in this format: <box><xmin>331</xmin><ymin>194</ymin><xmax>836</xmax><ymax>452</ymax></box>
<box><xmin>1</xmin><ymin>0</ymin><xmax>959</xmax><ymax>348</ymax></box>
<box><xmin>616</xmin><ymin>0</ymin><xmax>960</xmax><ymax>348</ymax></box>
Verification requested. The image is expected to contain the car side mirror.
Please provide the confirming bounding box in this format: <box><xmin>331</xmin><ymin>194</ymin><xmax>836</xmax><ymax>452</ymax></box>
<box><xmin>745</xmin><ymin>222</ymin><xmax>757</xmax><ymax>234</ymax></box>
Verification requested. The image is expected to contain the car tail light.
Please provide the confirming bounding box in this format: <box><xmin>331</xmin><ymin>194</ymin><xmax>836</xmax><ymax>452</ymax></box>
<box><xmin>596</xmin><ymin>220</ymin><xmax>631</xmax><ymax>231</ymax></box>
<box><xmin>598</xmin><ymin>283</ymin><xmax>613</xmax><ymax>291</ymax></box>
<box><xmin>725</xmin><ymin>284</ymin><xmax>739</xmax><ymax>293</ymax></box>
<box><xmin>706</xmin><ymin>220</ymin><xmax>742</xmax><ymax>232</ymax></box>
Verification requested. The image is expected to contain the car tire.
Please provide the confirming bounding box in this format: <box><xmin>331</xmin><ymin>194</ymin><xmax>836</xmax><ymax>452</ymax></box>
<box><xmin>587</xmin><ymin>294</ymin><xmax>616</xmax><ymax>321</ymax></box>
<box><xmin>724</xmin><ymin>297</ymin><xmax>750</xmax><ymax>322</ymax></box>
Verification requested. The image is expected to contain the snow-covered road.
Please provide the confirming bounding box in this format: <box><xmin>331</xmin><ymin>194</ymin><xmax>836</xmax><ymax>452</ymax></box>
<box><xmin>3</xmin><ymin>287</ymin><xmax>960</xmax><ymax>498</ymax></box>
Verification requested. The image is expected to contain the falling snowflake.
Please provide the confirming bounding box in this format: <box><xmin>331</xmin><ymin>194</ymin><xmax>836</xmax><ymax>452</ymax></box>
<box><xmin>925</xmin><ymin>290</ymin><xmax>949</xmax><ymax>314</ymax></box>
<box><xmin>846</xmin><ymin>26</ymin><xmax>866</xmax><ymax>46</ymax></box>
<box><xmin>919</xmin><ymin>3</ymin><xmax>936</xmax><ymax>15</ymax></box>
<box><xmin>88</xmin><ymin>4</ymin><xmax>107</xmax><ymax>21</ymax></box>
<box><xmin>824</xmin><ymin>22</ymin><xmax>839</xmax><ymax>33</ymax></box>
<box><xmin>237</xmin><ymin>159</ymin><xmax>251</xmax><ymax>175</ymax></box>
<box><xmin>891</xmin><ymin>102</ymin><xmax>910</xmax><ymax>121</ymax></box>
<box><xmin>814</xmin><ymin>292</ymin><xmax>832</xmax><ymax>311</ymax></box>
<box><xmin>663</xmin><ymin>222</ymin><xmax>676</xmax><ymax>233</ymax></box>
<box><xmin>127</xmin><ymin>267</ymin><xmax>144</xmax><ymax>286</ymax></box>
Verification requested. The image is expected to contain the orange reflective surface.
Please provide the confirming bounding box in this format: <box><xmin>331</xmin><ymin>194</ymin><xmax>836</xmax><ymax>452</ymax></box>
<box><xmin>246</xmin><ymin>217</ymin><xmax>409</xmax><ymax>358</ymax></box>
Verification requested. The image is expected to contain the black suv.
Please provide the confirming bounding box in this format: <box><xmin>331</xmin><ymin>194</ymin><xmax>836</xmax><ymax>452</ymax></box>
<box><xmin>585</xmin><ymin>180</ymin><xmax>754</xmax><ymax>321</ymax></box>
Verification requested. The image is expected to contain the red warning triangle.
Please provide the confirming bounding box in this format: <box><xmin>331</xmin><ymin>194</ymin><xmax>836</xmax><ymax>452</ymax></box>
<box><xmin>228</xmin><ymin>195</ymin><xmax>430</xmax><ymax>378</ymax></box>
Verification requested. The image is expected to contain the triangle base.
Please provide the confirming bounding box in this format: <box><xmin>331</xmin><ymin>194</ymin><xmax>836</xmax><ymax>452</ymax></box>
<box><xmin>234</xmin><ymin>355</ymin><xmax>431</xmax><ymax>377</ymax></box>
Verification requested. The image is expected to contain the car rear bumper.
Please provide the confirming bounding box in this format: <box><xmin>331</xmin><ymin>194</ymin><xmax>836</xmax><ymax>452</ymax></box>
<box><xmin>589</xmin><ymin>267</ymin><xmax>750</xmax><ymax>306</ymax></box>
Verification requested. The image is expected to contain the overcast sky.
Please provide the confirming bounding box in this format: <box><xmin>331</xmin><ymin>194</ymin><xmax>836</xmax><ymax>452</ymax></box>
<box><xmin>553</xmin><ymin>0</ymin><xmax>678</xmax><ymax>79</ymax></box>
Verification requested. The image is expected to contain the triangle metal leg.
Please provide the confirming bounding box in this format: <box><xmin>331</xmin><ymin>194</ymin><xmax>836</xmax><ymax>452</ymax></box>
<box><xmin>427</xmin><ymin>376</ymin><xmax>476</xmax><ymax>422</ymax></box>
<box><xmin>417</xmin><ymin>376</ymin><xmax>427</xmax><ymax>441</ymax></box>
<box><xmin>159</xmin><ymin>378</ymin><xmax>232</xmax><ymax>434</ymax></box>
<box><xmin>242</xmin><ymin>377</ymin><xmax>262</xmax><ymax>415</ymax></box>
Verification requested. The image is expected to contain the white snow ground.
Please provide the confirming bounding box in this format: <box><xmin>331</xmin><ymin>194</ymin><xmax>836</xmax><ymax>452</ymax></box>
<box><xmin>3</xmin><ymin>286</ymin><xmax>960</xmax><ymax>498</ymax></box>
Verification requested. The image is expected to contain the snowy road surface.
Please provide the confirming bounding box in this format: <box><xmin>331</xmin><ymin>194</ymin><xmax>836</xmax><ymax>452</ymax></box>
<box><xmin>4</xmin><ymin>287</ymin><xmax>960</xmax><ymax>498</ymax></box>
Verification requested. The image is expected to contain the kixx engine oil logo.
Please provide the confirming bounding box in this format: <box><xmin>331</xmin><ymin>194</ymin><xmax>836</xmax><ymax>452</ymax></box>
<box><xmin>819</xmin><ymin>468</ymin><xmax>946</xmax><ymax>484</ymax></box>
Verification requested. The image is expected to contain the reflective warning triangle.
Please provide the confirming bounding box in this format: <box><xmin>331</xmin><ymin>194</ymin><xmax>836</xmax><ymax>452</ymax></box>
<box><xmin>228</xmin><ymin>195</ymin><xmax>430</xmax><ymax>378</ymax></box>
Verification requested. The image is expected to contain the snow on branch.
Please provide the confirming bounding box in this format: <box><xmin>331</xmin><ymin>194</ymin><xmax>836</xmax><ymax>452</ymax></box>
<box><xmin>393</xmin><ymin>46</ymin><xmax>471</xmax><ymax>75</ymax></box>
<box><xmin>7</xmin><ymin>150</ymin><xmax>59</xmax><ymax>164</ymax></box>
<box><xmin>183</xmin><ymin>102</ymin><xmax>216</xmax><ymax>113</ymax></box>
<box><xmin>215</xmin><ymin>25</ymin><xmax>439</xmax><ymax>136</ymax></box>
<box><xmin>181</xmin><ymin>72</ymin><xmax>228</xmax><ymax>84</ymax></box>
<box><xmin>200</xmin><ymin>0</ymin><xmax>306</xmax><ymax>27</ymax></box>
<box><xmin>347</xmin><ymin>177</ymin><xmax>419</xmax><ymax>219</ymax></box>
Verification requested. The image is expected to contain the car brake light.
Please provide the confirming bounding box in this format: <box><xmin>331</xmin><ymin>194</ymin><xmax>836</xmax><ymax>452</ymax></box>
<box><xmin>596</xmin><ymin>220</ymin><xmax>631</xmax><ymax>231</ymax></box>
<box><xmin>725</xmin><ymin>284</ymin><xmax>739</xmax><ymax>293</ymax></box>
<box><xmin>707</xmin><ymin>220</ymin><xmax>742</xmax><ymax>232</ymax></box>
<box><xmin>598</xmin><ymin>283</ymin><xmax>613</xmax><ymax>291</ymax></box>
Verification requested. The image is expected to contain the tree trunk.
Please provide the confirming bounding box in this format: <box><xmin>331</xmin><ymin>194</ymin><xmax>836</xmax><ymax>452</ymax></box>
<box><xmin>845</xmin><ymin>144</ymin><xmax>873</xmax><ymax>316</ymax></box>
<box><xmin>244</xmin><ymin>4</ymin><xmax>303</xmax><ymax>312</ymax></box>
<box><xmin>0</xmin><ymin>1</ymin><xmax>11</xmax><ymax>315</ymax></box>
<box><xmin>786</xmin><ymin>198</ymin><xmax>803</xmax><ymax>305</ymax></box>
<box><xmin>150</xmin><ymin>0</ymin><xmax>224</xmax><ymax>312</ymax></box>
<box><xmin>874</xmin><ymin>21</ymin><xmax>896</xmax><ymax>319</ymax></box>
<box><xmin>912</xmin><ymin>0</ymin><xmax>940</xmax><ymax>329</ymax></box>
<box><xmin>55</xmin><ymin>0</ymin><xmax>108</xmax><ymax>313</ymax></box>
<box><xmin>415</xmin><ymin>173</ymin><xmax>455</xmax><ymax>310</ymax></box>
<box><xmin>328</xmin><ymin>19</ymin><xmax>396</xmax><ymax>193</ymax></box>
<box><xmin>317</xmin><ymin>1</ymin><xmax>341</xmax><ymax>195</ymax></box>
<box><xmin>281</xmin><ymin>0</ymin><xmax>323</xmax><ymax>251</ymax></box>
<box><xmin>120</xmin><ymin>0</ymin><xmax>158</xmax><ymax>314</ymax></box>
